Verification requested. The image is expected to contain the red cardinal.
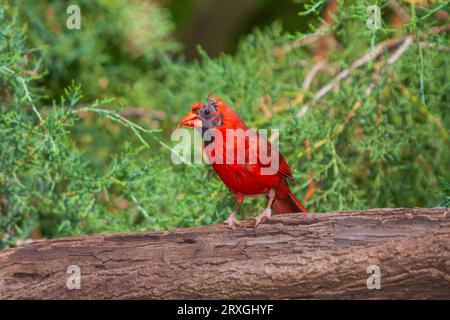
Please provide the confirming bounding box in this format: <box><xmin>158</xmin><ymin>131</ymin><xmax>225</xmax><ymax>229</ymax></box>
<box><xmin>178</xmin><ymin>97</ymin><xmax>307</xmax><ymax>227</ymax></box>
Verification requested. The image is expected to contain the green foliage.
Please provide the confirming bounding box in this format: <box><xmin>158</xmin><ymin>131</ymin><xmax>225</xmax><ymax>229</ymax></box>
<box><xmin>10</xmin><ymin>0</ymin><xmax>180</xmax><ymax>101</ymax></box>
<box><xmin>1</xmin><ymin>0</ymin><xmax>449</xmax><ymax>248</ymax></box>
<box><xmin>438</xmin><ymin>178</ymin><xmax>450</xmax><ymax>207</ymax></box>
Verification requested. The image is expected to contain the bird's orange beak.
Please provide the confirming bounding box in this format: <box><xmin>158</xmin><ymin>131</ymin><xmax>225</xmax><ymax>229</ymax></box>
<box><xmin>177</xmin><ymin>111</ymin><xmax>202</xmax><ymax>128</ymax></box>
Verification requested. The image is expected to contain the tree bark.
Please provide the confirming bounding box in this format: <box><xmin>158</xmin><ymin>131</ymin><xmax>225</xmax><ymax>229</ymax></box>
<box><xmin>0</xmin><ymin>207</ymin><xmax>449</xmax><ymax>299</ymax></box>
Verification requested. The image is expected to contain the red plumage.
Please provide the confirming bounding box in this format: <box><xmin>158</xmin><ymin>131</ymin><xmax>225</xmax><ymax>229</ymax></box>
<box><xmin>178</xmin><ymin>97</ymin><xmax>307</xmax><ymax>227</ymax></box>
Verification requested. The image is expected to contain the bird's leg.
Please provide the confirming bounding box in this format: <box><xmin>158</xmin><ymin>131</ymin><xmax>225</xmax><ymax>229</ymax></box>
<box><xmin>255</xmin><ymin>188</ymin><xmax>276</xmax><ymax>227</ymax></box>
<box><xmin>224</xmin><ymin>193</ymin><xmax>244</xmax><ymax>229</ymax></box>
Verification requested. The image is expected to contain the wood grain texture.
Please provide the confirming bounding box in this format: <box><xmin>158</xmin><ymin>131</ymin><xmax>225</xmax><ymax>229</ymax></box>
<box><xmin>0</xmin><ymin>207</ymin><xmax>449</xmax><ymax>299</ymax></box>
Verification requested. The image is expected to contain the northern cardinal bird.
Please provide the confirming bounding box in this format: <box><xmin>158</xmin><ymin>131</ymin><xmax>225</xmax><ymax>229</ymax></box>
<box><xmin>178</xmin><ymin>97</ymin><xmax>307</xmax><ymax>227</ymax></box>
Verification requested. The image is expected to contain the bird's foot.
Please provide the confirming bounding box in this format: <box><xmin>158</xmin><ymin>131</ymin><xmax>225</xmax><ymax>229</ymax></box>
<box><xmin>224</xmin><ymin>215</ymin><xmax>240</xmax><ymax>229</ymax></box>
<box><xmin>255</xmin><ymin>208</ymin><xmax>271</xmax><ymax>227</ymax></box>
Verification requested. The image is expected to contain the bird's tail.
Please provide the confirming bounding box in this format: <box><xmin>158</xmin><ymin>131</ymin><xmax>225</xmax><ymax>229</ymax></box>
<box><xmin>272</xmin><ymin>191</ymin><xmax>307</xmax><ymax>214</ymax></box>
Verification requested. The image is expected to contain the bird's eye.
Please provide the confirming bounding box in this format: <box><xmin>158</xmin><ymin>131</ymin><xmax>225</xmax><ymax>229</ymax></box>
<box><xmin>203</xmin><ymin>108</ymin><xmax>211</xmax><ymax>116</ymax></box>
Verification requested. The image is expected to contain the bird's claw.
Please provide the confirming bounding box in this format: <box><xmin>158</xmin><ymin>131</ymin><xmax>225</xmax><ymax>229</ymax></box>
<box><xmin>255</xmin><ymin>208</ymin><xmax>271</xmax><ymax>227</ymax></box>
<box><xmin>224</xmin><ymin>216</ymin><xmax>240</xmax><ymax>229</ymax></box>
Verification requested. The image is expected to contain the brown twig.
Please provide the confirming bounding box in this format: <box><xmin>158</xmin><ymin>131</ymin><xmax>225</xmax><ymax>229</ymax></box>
<box><xmin>75</xmin><ymin>105</ymin><xmax>167</xmax><ymax>121</ymax></box>
<box><xmin>297</xmin><ymin>24</ymin><xmax>450</xmax><ymax>117</ymax></box>
<box><xmin>303</xmin><ymin>61</ymin><xmax>326</xmax><ymax>90</ymax></box>
<box><xmin>419</xmin><ymin>42</ymin><xmax>450</xmax><ymax>51</ymax></box>
<box><xmin>118</xmin><ymin>107</ymin><xmax>166</xmax><ymax>121</ymax></box>
<box><xmin>274</xmin><ymin>28</ymin><xmax>326</xmax><ymax>58</ymax></box>
<box><xmin>297</xmin><ymin>37</ymin><xmax>407</xmax><ymax>117</ymax></box>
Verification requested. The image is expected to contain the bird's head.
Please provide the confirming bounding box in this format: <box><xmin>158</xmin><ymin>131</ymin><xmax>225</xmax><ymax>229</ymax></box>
<box><xmin>177</xmin><ymin>97</ymin><xmax>226</xmax><ymax>129</ymax></box>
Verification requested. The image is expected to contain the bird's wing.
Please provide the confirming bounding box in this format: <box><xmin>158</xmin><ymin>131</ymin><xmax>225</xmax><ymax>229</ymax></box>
<box><xmin>243</xmin><ymin>131</ymin><xmax>294</xmax><ymax>180</ymax></box>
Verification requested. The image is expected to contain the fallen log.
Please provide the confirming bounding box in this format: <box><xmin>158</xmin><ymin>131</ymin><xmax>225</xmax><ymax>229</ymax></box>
<box><xmin>0</xmin><ymin>207</ymin><xmax>449</xmax><ymax>299</ymax></box>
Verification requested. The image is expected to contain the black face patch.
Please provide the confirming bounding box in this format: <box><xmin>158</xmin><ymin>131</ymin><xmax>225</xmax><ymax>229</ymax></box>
<box><xmin>198</xmin><ymin>99</ymin><xmax>223</xmax><ymax>130</ymax></box>
<box><xmin>198</xmin><ymin>99</ymin><xmax>223</xmax><ymax>146</ymax></box>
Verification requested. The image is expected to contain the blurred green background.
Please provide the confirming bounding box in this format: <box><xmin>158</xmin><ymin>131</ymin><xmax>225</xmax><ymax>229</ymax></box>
<box><xmin>0</xmin><ymin>0</ymin><xmax>449</xmax><ymax>248</ymax></box>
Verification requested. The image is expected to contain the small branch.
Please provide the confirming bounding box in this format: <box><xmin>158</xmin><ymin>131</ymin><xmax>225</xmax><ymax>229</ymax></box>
<box><xmin>387</xmin><ymin>36</ymin><xmax>413</xmax><ymax>65</ymax></box>
<box><xmin>81</xmin><ymin>106</ymin><xmax>197</xmax><ymax>165</ymax></box>
<box><xmin>75</xmin><ymin>106</ymin><xmax>159</xmax><ymax>148</ymax></box>
<box><xmin>118</xmin><ymin>107</ymin><xmax>166</xmax><ymax>121</ymax></box>
<box><xmin>17</xmin><ymin>71</ymin><xmax>57</xmax><ymax>154</ymax></box>
<box><xmin>19</xmin><ymin>77</ymin><xmax>42</xmax><ymax>122</ymax></box>
<box><xmin>297</xmin><ymin>37</ymin><xmax>406</xmax><ymax>117</ymax></box>
<box><xmin>303</xmin><ymin>61</ymin><xmax>326</xmax><ymax>90</ymax></box>
<box><xmin>419</xmin><ymin>42</ymin><xmax>450</xmax><ymax>51</ymax></box>
<box><xmin>76</xmin><ymin>105</ymin><xmax>167</xmax><ymax>121</ymax></box>
<box><xmin>274</xmin><ymin>27</ymin><xmax>328</xmax><ymax>57</ymax></box>
<box><xmin>296</xmin><ymin>60</ymin><xmax>383</xmax><ymax>160</ymax></box>
<box><xmin>297</xmin><ymin>24</ymin><xmax>449</xmax><ymax>117</ymax></box>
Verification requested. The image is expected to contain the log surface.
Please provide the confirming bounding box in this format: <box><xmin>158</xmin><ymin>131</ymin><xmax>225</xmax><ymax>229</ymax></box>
<box><xmin>0</xmin><ymin>207</ymin><xmax>449</xmax><ymax>299</ymax></box>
